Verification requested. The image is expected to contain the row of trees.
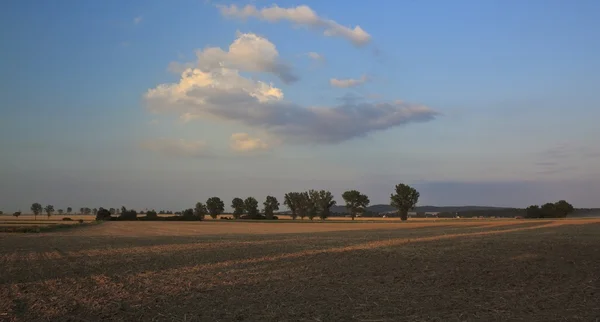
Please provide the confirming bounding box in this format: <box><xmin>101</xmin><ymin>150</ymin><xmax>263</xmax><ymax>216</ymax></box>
<box><xmin>31</xmin><ymin>183</ymin><xmax>422</xmax><ymax>222</ymax></box>
<box><xmin>525</xmin><ymin>200</ymin><xmax>574</xmax><ymax>218</ymax></box>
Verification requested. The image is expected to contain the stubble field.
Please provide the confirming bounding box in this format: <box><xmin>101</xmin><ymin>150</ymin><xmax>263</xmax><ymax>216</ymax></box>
<box><xmin>1</xmin><ymin>219</ymin><xmax>599</xmax><ymax>321</ymax></box>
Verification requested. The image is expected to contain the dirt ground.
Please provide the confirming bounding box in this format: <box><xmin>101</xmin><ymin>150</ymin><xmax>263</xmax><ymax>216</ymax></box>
<box><xmin>1</xmin><ymin>219</ymin><xmax>599</xmax><ymax>321</ymax></box>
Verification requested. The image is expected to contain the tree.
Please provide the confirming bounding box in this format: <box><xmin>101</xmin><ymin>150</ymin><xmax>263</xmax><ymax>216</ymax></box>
<box><xmin>84</xmin><ymin>208</ymin><xmax>92</xmax><ymax>216</ymax></box>
<box><xmin>79</xmin><ymin>207</ymin><xmax>84</xmax><ymax>215</ymax></box>
<box><xmin>554</xmin><ymin>200</ymin><xmax>574</xmax><ymax>218</ymax></box>
<box><xmin>109</xmin><ymin>208</ymin><xmax>116</xmax><ymax>215</ymax></box>
<box><xmin>92</xmin><ymin>208</ymin><xmax>98</xmax><ymax>217</ymax></box>
<box><xmin>263</xmin><ymin>196</ymin><xmax>280</xmax><ymax>220</ymax></box>
<box><xmin>342</xmin><ymin>190</ymin><xmax>370</xmax><ymax>220</ymax></box>
<box><xmin>231</xmin><ymin>198</ymin><xmax>245</xmax><ymax>219</ymax></box>
<box><xmin>66</xmin><ymin>207</ymin><xmax>72</xmax><ymax>215</ymax></box>
<box><xmin>526</xmin><ymin>205</ymin><xmax>542</xmax><ymax>218</ymax></box>
<box><xmin>181</xmin><ymin>208</ymin><xmax>194</xmax><ymax>217</ymax></box>
<box><xmin>540</xmin><ymin>203</ymin><xmax>557</xmax><ymax>218</ymax></box>
<box><xmin>96</xmin><ymin>207</ymin><xmax>112</xmax><ymax>221</ymax></box>
<box><xmin>194</xmin><ymin>202</ymin><xmax>207</xmax><ymax>220</ymax></box>
<box><xmin>296</xmin><ymin>192</ymin><xmax>312</xmax><ymax>220</ymax></box>
<box><xmin>31</xmin><ymin>203</ymin><xmax>42</xmax><ymax>220</ymax></box>
<box><xmin>316</xmin><ymin>190</ymin><xmax>336</xmax><ymax>220</ymax></box>
<box><xmin>146</xmin><ymin>210</ymin><xmax>158</xmax><ymax>220</ymax></box>
<box><xmin>119</xmin><ymin>207</ymin><xmax>137</xmax><ymax>220</ymax></box>
<box><xmin>244</xmin><ymin>197</ymin><xmax>260</xmax><ymax>218</ymax></box>
<box><xmin>44</xmin><ymin>205</ymin><xmax>54</xmax><ymax>219</ymax></box>
<box><xmin>206</xmin><ymin>197</ymin><xmax>225</xmax><ymax>219</ymax></box>
<box><xmin>13</xmin><ymin>211</ymin><xmax>21</xmax><ymax>218</ymax></box>
<box><xmin>390</xmin><ymin>183</ymin><xmax>420</xmax><ymax>221</ymax></box>
<box><xmin>58</xmin><ymin>209</ymin><xmax>64</xmax><ymax>215</ymax></box>
<box><xmin>284</xmin><ymin>192</ymin><xmax>301</xmax><ymax>220</ymax></box>
<box><xmin>307</xmin><ymin>190</ymin><xmax>320</xmax><ymax>220</ymax></box>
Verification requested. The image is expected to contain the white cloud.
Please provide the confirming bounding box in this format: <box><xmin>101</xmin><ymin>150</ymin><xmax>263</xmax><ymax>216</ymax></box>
<box><xmin>192</xmin><ymin>32</ymin><xmax>297</xmax><ymax>83</ymax></box>
<box><xmin>330</xmin><ymin>75</ymin><xmax>368</xmax><ymax>88</ymax></box>
<box><xmin>145</xmin><ymin>34</ymin><xmax>437</xmax><ymax>145</ymax></box>
<box><xmin>307</xmin><ymin>52</ymin><xmax>325</xmax><ymax>62</ymax></box>
<box><xmin>230</xmin><ymin>133</ymin><xmax>270</xmax><ymax>152</ymax></box>
<box><xmin>219</xmin><ymin>4</ymin><xmax>371</xmax><ymax>47</ymax></box>
<box><xmin>134</xmin><ymin>16</ymin><xmax>143</xmax><ymax>25</ymax></box>
<box><xmin>140</xmin><ymin>138</ymin><xmax>211</xmax><ymax>157</ymax></box>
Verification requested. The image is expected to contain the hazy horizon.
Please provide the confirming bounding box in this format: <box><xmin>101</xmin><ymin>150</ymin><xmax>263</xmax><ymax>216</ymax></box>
<box><xmin>1</xmin><ymin>0</ymin><xmax>599</xmax><ymax>212</ymax></box>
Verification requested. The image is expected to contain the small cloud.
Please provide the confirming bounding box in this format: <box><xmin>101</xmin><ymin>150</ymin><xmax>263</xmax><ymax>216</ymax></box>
<box><xmin>330</xmin><ymin>75</ymin><xmax>368</xmax><ymax>88</ymax></box>
<box><xmin>230</xmin><ymin>133</ymin><xmax>270</xmax><ymax>152</ymax></box>
<box><xmin>134</xmin><ymin>16</ymin><xmax>143</xmax><ymax>25</ymax></box>
<box><xmin>140</xmin><ymin>138</ymin><xmax>212</xmax><ymax>157</ymax></box>
<box><xmin>307</xmin><ymin>52</ymin><xmax>325</xmax><ymax>62</ymax></box>
<box><xmin>218</xmin><ymin>4</ymin><xmax>371</xmax><ymax>47</ymax></box>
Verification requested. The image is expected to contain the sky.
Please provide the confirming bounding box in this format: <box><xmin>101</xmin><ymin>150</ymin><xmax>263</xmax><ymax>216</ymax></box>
<box><xmin>1</xmin><ymin>0</ymin><xmax>600</xmax><ymax>212</ymax></box>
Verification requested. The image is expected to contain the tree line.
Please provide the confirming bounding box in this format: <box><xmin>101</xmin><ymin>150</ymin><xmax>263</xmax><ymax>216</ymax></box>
<box><xmin>21</xmin><ymin>183</ymin><xmax>421</xmax><ymax>222</ymax></box>
<box><xmin>525</xmin><ymin>200</ymin><xmax>574</xmax><ymax>218</ymax></box>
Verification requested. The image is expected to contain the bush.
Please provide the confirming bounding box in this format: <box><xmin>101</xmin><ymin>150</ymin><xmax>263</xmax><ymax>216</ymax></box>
<box><xmin>119</xmin><ymin>208</ymin><xmax>138</xmax><ymax>221</ymax></box>
<box><xmin>62</xmin><ymin>217</ymin><xmax>73</xmax><ymax>221</ymax></box>
<box><xmin>146</xmin><ymin>210</ymin><xmax>158</xmax><ymax>220</ymax></box>
<box><xmin>96</xmin><ymin>208</ymin><xmax>113</xmax><ymax>221</ymax></box>
<box><xmin>78</xmin><ymin>219</ymin><xmax>84</xmax><ymax>224</ymax></box>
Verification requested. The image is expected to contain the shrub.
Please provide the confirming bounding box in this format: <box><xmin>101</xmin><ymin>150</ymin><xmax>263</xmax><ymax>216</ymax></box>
<box><xmin>78</xmin><ymin>219</ymin><xmax>84</xmax><ymax>224</ymax></box>
<box><xmin>119</xmin><ymin>208</ymin><xmax>138</xmax><ymax>221</ymax></box>
<box><xmin>62</xmin><ymin>217</ymin><xmax>73</xmax><ymax>221</ymax></box>
<box><xmin>146</xmin><ymin>210</ymin><xmax>158</xmax><ymax>220</ymax></box>
<box><xmin>96</xmin><ymin>208</ymin><xmax>113</xmax><ymax>221</ymax></box>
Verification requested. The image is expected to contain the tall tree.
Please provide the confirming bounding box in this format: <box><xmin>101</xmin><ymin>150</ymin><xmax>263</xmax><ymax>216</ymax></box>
<box><xmin>307</xmin><ymin>190</ymin><xmax>320</xmax><ymax>220</ymax></box>
<box><xmin>194</xmin><ymin>202</ymin><xmax>207</xmax><ymax>220</ymax></box>
<box><xmin>390</xmin><ymin>183</ymin><xmax>420</xmax><ymax>221</ymax></box>
<box><xmin>342</xmin><ymin>190</ymin><xmax>370</xmax><ymax>220</ymax></box>
<box><xmin>231</xmin><ymin>198</ymin><xmax>245</xmax><ymax>219</ymax></box>
<box><xmin>79</xmin><ymin>207</ymin><xmax>84</xmax><ymax>215</ymax></box>
<box><xmin>84</xmin><ymin>208</ymin><xmax>92</xmax><ymax>216</ymax></box>
<box><xmin>92</xmin><ymin>208</ymin><xmax>98</xmax><ymax>217</ymax></box>
<box><xmin>284</xmin><ymin>192</ymin><xmax>300</xmax><ymax>220</ymax></box>
<box><xmin>554</xmin><ymin>200</ymin><xmax>574</xmax><ymax>218</ymax></box>
<box><xmin>316</xmin><ymin>190</ymin><xmax>336</xmax><ymax>220</ymax></box>
<box><xmin>244</xmin><ymin>197</ymin><xmax>260</xmax><ymax>218</ymax></box>
<box><xmin>296</xmin><ymin>192</ymin><xmax>312</xmax><ymax>220</ymax></box>
<box><xmin>66</xmin><ymin>207</ymin><xmax>72</xmax><ymax>215</ymax></box>
<box><xmin>206</xmin><ymin>197</ymin><xmax>225</xmax><ymax>219</ymax></box>
<box><xmin>44</xmin><ymin>205</ymin><xmax>55</xmax><ymax>219</ymax></box>
<box><xmin>58</xmin><ymin>209</ymin><xmax>64</xmax><ymax>215</ymax></box>
<box><xmin>540</xmin><ymin>203</ymin><xmax>556</xmax><ymax>218</ymax></box>
<box><xmin>263</xmin><ymin>196</ymin><xmax>280</xmax><ymax>220</ymax></box>
<box><xmin>109</xmin><ymin>208</ymin><xmax>116</xmax><ymax>215</ymax></box>
<box><xmin>31</xmin><ymin>203</ymin><xmax>42</xmax><ymax>220</ymax></box>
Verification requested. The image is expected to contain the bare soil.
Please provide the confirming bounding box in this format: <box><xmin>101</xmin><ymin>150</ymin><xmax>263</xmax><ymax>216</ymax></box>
<box><xmin>1</xmin><ymin>219</ymin><xmax>599</xmax><ymax>321</ymax></box>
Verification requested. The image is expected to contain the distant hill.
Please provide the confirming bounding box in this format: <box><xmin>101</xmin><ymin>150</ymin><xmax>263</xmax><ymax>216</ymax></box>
<box><xmin>328</xmin><ymin>204</ymin><xmax>508</xmax><ymax>214</ymax></box>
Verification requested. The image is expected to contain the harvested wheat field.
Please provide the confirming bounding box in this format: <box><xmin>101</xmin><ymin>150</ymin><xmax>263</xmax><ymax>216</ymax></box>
<box><xmin>1</xmin><ymin>219</ymin><xmax>599</xmax><ymax>321</ymax></box>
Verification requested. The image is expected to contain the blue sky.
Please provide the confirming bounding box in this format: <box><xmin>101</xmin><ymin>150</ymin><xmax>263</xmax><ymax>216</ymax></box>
<box><xmin>1</xmin><ymin>0</ymin><xmax>599</xmax><ymax>212</ymax></box>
